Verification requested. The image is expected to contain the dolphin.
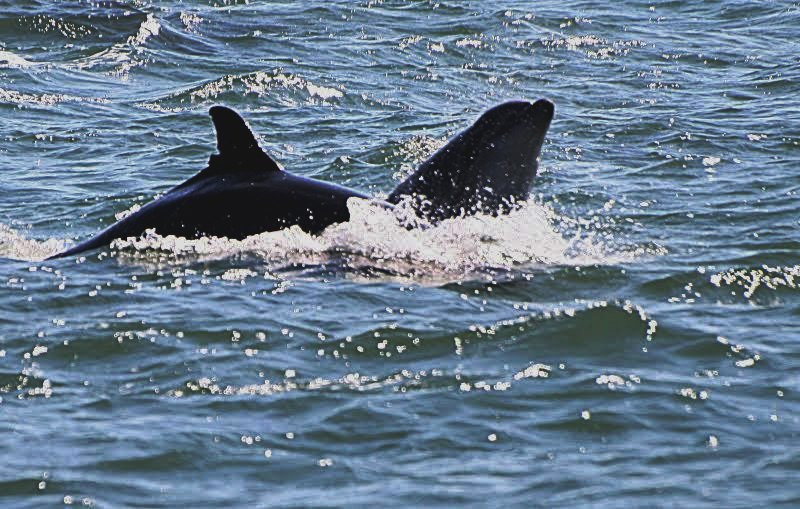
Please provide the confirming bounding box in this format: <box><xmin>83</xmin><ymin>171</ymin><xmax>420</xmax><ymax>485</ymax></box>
<box><xmin>47</xmin><ymin>99</ymin><xmax>554</xmax><ymax>259</ymax></box>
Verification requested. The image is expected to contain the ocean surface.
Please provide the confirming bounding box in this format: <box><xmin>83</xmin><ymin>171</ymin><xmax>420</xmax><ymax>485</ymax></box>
<box><xmin>1</xmin><ymin>1</ymin><xmax>799</xmax><ymax>507</ymax></box>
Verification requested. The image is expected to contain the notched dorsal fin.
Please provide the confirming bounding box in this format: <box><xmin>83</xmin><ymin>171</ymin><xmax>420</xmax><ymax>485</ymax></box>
<box><xmin>208</xmin><ymin>106</ymin><xmax>281</xmax><ymax>171</ymax></box>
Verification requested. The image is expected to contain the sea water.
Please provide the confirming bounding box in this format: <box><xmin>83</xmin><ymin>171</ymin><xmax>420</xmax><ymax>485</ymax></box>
<box><xmin>1</xmin><ymin>1</ymin><xmax>799</xmax><ymax>506</ymax></box>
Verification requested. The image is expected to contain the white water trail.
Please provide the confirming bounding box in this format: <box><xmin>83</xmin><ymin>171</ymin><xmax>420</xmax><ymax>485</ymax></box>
<box><xmin>3</xmin><ymin>198</ymin><xmax>640</xmax><ymax>279</ymax></box>
<box><xmin>106</xmin><ymin>199</ymin><xmax>632</xmax><ymax>275</ymax></box>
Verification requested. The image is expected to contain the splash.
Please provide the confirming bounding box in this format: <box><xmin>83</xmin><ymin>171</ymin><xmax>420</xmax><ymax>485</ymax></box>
<box><xmin>102</xmin><ymin>198</ymin><xmax>632</xmax><ymax>278</ymax></box>
<box><xmin>390</xmin><ymin>134</ymin><xmax>448</xmax><ymax>181</ymax></box>
<box><xmin>4</xmin><ymin>197</ymin><xmax>645</xmax><ymax>273</ymax></box>
<box><xmin>710</xmin><ymin>265</ymin><xmax>800</xmax><ymax>299</ymax></box>
<box><xmin>0</xmin><ymin>224</ymin><xmax>65</xmax><ymax>261</ymax></box>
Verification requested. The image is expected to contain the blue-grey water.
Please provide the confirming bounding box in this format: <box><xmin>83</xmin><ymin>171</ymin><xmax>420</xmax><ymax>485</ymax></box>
<box><xmin>2</xmin><ymin>1</ymin><xmax>799</xmax><ymax>507</ymax></box>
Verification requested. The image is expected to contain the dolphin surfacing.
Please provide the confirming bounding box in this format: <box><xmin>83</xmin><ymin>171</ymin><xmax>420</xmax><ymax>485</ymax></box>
<box><xmin>48</xmin><ymin>100</ymin><xmax>553</xmax><ymax>259</ymax></box>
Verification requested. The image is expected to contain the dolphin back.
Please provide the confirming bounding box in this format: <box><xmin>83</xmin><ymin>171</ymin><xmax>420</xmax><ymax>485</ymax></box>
<box><xmin>47</xmin><ymin>101</ymin><xmax>554</xmax><ymax>259</ymax></box>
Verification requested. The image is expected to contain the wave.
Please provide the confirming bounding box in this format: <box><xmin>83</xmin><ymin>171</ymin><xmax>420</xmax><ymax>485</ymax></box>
<box><xmin>0</xmin><ymin>86</ymin><xmax>110</xmax><ymax>107</ymax></box>
<box><xmin>0</xmin><ymin>49</ymin><xmax>35</xmax><ymax>68</ymax></box>
<box><xmin>75</xmin><ymin>12</ymin><xmax>161</xmax><ymax>78</ymax></box>
<box><xmin>138</xmin><ymin>69</ymin><xmax>346</xmax><ymax>112</ymax></box>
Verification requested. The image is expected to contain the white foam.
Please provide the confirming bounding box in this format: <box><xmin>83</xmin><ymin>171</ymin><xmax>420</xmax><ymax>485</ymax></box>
<box><xmin>0</xmin><ymin>224</ymin><xmax>66</xmax><ymax>261</ymax></box>
<box><xmin>0</xmin><ymin>50</ymin><xmax>34</xmax><ymax>68</ymax></box>
<box><xmin>107</xmin><ymin>198</ymin><xmax>633</xmax><ymax>277</ymax></box>
<box><xmin>128</xmin><ymin>13</ymin><xmax>161</xmax><ymax>47</ymax></box>
<box><xmin>0</xmin><ymin>87</ymin><xmax>109</xmax><ymax>107</ymax></box>
<box><xmin>2</xmin><ymin>195</ymin><xmax>645</xmax><ymax>273</ymax></box>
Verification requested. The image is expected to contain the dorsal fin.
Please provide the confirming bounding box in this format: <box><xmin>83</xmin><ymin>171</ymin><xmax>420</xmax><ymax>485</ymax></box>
<box><xmin>208</xmin><ymin>106</ymin><xmax>281</xmax><ymax>171</ymax></box>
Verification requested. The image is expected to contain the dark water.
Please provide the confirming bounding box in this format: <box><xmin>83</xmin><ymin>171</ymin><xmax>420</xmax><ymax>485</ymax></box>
<box><xmin>2</xmin><ymin>1</ymin><xmax>799</xmax><ymax>506</ymax></box>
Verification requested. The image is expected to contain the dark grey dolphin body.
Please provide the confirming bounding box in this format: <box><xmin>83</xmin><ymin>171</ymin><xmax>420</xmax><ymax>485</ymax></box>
<box><xmin>48</xmin><ymin>99</ymin><xmax>553</xmax><ymax>259</ymax></box>
<box><xmin>388</xmin><ymin>99</ymin><xmax>554</xmax><ymax>221</ymax></box>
